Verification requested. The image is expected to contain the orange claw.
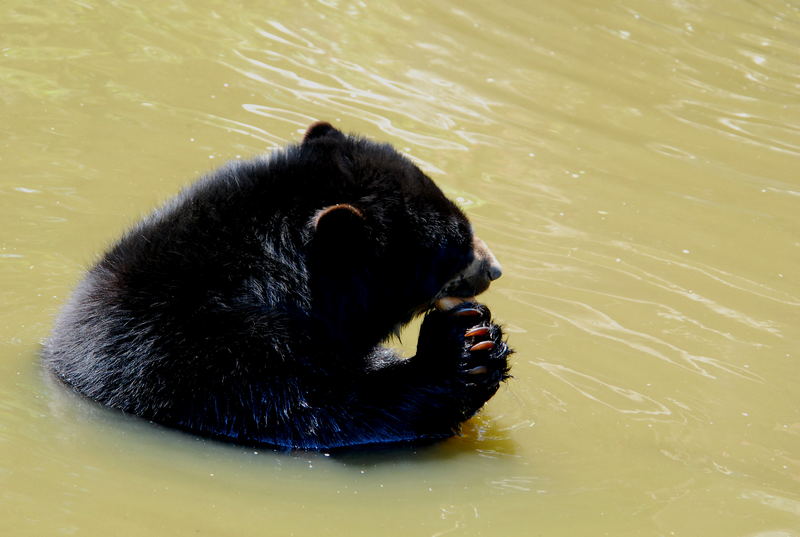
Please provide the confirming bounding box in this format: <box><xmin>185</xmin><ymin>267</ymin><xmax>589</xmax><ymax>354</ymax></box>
<box><xmin>454</xmin><ymin>308</ymin><xmax>482</xmax><ymax>317</ymax></box>
<box><xmin>465</xmin><ymin>327</ymin><xmax>490</xmax><ymax>338</ymax></box>
<box><xmin>469</xmin><ymin>341</ymin><xmax>495</xmax><ymax>352</ymax></box>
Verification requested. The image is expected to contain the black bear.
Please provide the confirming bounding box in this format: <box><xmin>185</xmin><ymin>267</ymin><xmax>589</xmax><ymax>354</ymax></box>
<box><xmin>44</xmin><ymin>122</ymin><xmax>511</xmax><ymax>449</ymax></box>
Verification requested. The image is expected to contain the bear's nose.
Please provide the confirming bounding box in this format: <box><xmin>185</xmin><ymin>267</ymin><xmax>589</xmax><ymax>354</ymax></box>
<box><xmin>487</xmin><ymin>262</ymin><xmax>503</xmax><ymax>281</ymax></box>
<box><xmin>473</xmin><ymin>236</ymin><xmax>502</xmax><ymax>282</ymax></box>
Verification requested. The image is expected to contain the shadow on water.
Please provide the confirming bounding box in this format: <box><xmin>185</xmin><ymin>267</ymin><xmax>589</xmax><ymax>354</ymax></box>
<box><xmin>40</xmin><ymin>363</ymin><xmax>518</xmax><ymax>468</ymax></box>
<box><xmin>325</xmin><ymin>419</ymin><xmax>520</xmax><ymax>467</ymax></box>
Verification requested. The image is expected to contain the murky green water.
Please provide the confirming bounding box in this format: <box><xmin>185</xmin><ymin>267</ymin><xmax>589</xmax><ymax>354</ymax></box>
<box><xmin>2</xmin><ymin>1</ymin><xmax>798</xmax><ymax>536</ymax></box>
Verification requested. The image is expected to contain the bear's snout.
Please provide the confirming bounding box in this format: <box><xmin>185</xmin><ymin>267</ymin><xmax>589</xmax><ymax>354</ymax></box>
<box><xmin>474</xmin><ymin>236</ymin><xmax>502</xmax><ymax>282</ymax></box>
<box><xmin>436</xmin><ymin>236</ymin><xmax>502</xmax><ymax>302</ymax></box>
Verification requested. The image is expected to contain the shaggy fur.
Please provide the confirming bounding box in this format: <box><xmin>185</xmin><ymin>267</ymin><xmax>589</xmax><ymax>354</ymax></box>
<box><xmin>44</xmin><ymin>124</ymin><xmax>511</xmax><ymax>449</ymax></box>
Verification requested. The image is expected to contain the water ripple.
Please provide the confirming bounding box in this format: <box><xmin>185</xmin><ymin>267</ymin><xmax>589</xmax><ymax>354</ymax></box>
<box><xmin>534</xmin><ymin>362</ymin><xmax>673</xmax><ymax>417</ymax></box>
<box><xmin>510</xmin><ymin>289</ymin><xmax>762</xmax><ymax>382</ymax></box>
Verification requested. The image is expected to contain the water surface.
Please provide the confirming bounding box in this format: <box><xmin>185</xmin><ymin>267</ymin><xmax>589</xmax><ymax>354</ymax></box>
<box><xmin>2</xmin><ymin>1</ymin><xmax>798</xmax><ymax>536</ymax></box>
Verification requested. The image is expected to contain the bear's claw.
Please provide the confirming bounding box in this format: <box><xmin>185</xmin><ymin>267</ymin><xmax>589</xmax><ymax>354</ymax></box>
<box><xmin>417</xmin><ymin>301</ymin><xmax>510</xmax><ymax>388</ymax></box>
<box><xmin>464</xmin><ymin>326</ymin><xmax>490</xmax><ymax>338</ymax></box>
<box><xmin>465</xmin><ymin>365</ymin><xmax>489</xmax><ymax>375</ymax></box>
<box><xmin>449</xmin><ymin>303</ymin><xmax>510</xmax><ymax>387</ymax></box>
<box><xmin>469</xmin><ymin>340</ymin><xmax>495</xmax><ymax>352</ymax></box>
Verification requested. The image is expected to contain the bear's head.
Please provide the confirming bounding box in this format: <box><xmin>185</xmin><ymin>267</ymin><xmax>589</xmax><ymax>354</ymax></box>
<box><xmin>300</xmin><ymin>122</ymin><xmax>502</xmax><ymax>343</ymax></box>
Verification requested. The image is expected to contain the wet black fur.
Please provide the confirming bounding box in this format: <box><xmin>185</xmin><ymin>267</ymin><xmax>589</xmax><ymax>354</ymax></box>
<box><xmin>44</xmin><ymin>125</ymin><xmax>511</xmax><ymax>449</ymax></box>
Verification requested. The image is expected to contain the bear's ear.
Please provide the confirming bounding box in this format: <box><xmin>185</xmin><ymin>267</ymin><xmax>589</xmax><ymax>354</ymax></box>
<box><xmin>303</xmin><ymin>121</ymin><xmax>345</xmax><ymax>143</ymax></box>
<box><xmin>311</xmin><ymin>203</ymin><xmax>365</xmax><ymax>238</ymax></box>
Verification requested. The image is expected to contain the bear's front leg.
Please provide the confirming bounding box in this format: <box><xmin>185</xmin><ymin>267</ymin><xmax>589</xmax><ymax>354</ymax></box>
<box><xmin>413</xmin><ymin>302</ymin><xmax>511</xmax><ymax>415</ymax></box>
<box><xmin>350</xmin><ymin>303</ymin><xmax>510</xmax><ymax>444</ymax></box>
